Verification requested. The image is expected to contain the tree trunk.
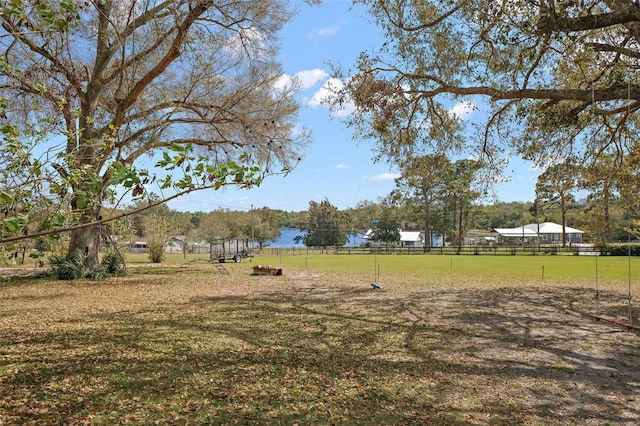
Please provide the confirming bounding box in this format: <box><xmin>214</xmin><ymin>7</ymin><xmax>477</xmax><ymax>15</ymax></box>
<box><xmin>68</xmin><ymin>222</ymin><xmax>101</xmax><ymax>272</ymax></box>
<box><xmin>561</xmin><ymin>197</ymin><xmax>567</xmax><ymax>248</ymax></box>
<box><xmin>423</xmin><ymin>202</ymin><xmax>431</xmax><ymax>253</ymax></box>
<box><xmin>67</xmin><ymin>187</ymin><xmax>102</xmax><ymax>272</ymax></box>
<box><xmin>457</xmin><ymin>205</ymin><xmax>463</xmax><ymax>253</ymax></box>
<box><xmin>66</xmin><ymin>122</ymin><xmax>103</xmax><ymax>272</ymax></box>
<box><xmin>604</xmin><ymin>195</ymin><xmax>610</xmax><ymax>244</ymax></box>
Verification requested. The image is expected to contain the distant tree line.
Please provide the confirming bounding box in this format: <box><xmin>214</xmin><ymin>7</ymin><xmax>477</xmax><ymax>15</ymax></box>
<box><xmin>4</xmin><ymin>186</ymin><xmax>636</xmax><ymax>267</ymax></box>
<box><xmin>5</xmin><ymin>150</ymin><xmax>640</xmax><ymax>265</ymax></box>
<box><xmin>113</xmin><ymin>189</ymin><xmax>639</xmax><ymax>258</ymax></box>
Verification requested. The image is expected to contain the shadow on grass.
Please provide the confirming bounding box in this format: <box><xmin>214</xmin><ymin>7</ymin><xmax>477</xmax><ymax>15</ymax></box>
<box><xmin>1</xmin><ymin>282</ymin><xmax>639</xmax><ymax>424</ymax></box>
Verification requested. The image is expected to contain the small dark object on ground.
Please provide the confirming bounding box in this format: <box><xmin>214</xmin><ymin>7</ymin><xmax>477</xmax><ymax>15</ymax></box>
<box><xmin>252</xmin><ymin>265</ymin><xmax>282</xmax><ymax>276</ymax></box>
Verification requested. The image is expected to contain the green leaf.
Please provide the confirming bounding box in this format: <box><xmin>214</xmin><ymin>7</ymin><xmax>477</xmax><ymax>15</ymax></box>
<box><xmin>0</xmin><ymin>191</ymin><xmax>14</xmax><ymax>205</ymax></box>
<box><xmin>155</xmin><ymin>151</ymin><xmax>173</xmax><ymax>168</ymax></box>
<box><xmin>160</xmin><ymin>175</ymin><xmax>173</xmax><ymax>190</ymax></box>
<box><xmin>3</xmin><ymin>218</ymin><xmax>22</xmax><ymax>232</ymax></box>
<box><xmin>109</xmin><ymin>166</ymin><xmax>141</xmax><ymax>188</ymax></box>
<box><xmin>29</xmin><ymin>251</ymin><xmax>45</xmax><ymax>260</ymax></box>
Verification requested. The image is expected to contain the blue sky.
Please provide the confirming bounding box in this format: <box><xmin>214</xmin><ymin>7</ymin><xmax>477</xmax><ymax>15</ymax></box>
<box><xmin>167</xmin><ymin>1</ymin><xmax>542</xmax><ymax>213</ymax></box>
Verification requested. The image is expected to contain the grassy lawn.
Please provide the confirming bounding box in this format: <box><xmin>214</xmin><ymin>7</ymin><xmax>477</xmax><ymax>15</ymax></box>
<box><xmin>1</xmin><ymin>254</ymin><xmax>640</xmax><ymax>424</ymax></box>
<box><xmin>255</xmin><ymin>251</ymin><xmax>640</xmax><ymax>287</ymax></box>
<box><xmin>124</xmin><ymin>251</ymin><xmax>640</xmax><ymax>286</ymax></box>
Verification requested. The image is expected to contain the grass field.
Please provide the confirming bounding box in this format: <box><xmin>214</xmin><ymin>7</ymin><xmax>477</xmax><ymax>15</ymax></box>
<box><xmin>253</xmin><ymin>252</ymin><xmax>640</xmax><ymax>286</ymax></box>
<box><xmin>1</xmin><ymin>253</ymin><xmax>640</xmax><ymax>424</ymax></box>
<box><xmin>122</xmin><ymin>251</ymin><xmax>640</xmax><ymax>286</ymax></box>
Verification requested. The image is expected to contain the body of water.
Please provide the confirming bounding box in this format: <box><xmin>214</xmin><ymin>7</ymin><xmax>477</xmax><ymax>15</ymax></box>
<box><xmin>267</xmin><ymin>228</ymin><xmax>366</xmax><ymax>248</ymax></box>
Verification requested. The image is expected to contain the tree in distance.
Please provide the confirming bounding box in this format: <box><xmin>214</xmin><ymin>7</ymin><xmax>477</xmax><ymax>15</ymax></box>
<box><xmin>299</xmin><ymin>198</ymin><xmax>348</xmax><ymax>247</ymax></box>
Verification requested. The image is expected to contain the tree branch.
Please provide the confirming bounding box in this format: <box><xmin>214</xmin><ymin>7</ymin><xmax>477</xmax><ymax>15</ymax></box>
<box><xmin>0</xmin><ymin>178</ymin><xmax>256</xmax><ymax>245</ymax></box>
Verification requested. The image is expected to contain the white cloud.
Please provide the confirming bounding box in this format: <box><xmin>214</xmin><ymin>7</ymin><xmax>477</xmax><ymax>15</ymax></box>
<box><xmin>273</xmin><ymin>69</ymin><xmax>328</xmax><ymax>94</ymax></box>
<box><xmin>273</xmin><ymin>73</ymin><xmax>293</xmax><ymax>92</ymax></box>
<box><xmin>310</xmin><ymin>25</ymin><xmax>340</xmax><ymax>38</ymax></box>
<box><xmin>336</xmin><ymin>163</ymin><xmax>350</xmax><ymax>169</ymax></box>
<box><xmin>309</xmin><ymin>78</ymin><xmax>341</xmax><ymax>106</ymax></box>
<box><xmin>294</xmin><ymin>69</ymin><xmax>329</xmax><ymax>89</ymax></box>
<box><xmin>449</xmin><ymin>100</ymin><xmax>475</xmax><ymax>120</ymax></box>
<box><xmin>308</xmin><ymin>78</ymin><xmax>354</xmax><ymax>117</ymax></box>
<box><xmin>366</xmin><ymin>172</ymin><xmax>400</xmax><ymax>182</ymax></box>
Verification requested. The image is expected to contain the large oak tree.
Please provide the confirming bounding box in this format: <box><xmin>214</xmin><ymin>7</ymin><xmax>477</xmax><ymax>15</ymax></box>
<box><xmin>332</xmin><ymin>0</ymin><xmax>640</xmax><ymax>195</ymax></box>
<box><xmin>0</xmin><ymin>0</ymin><xmax>314</xmax><ymax>270</ymax></box>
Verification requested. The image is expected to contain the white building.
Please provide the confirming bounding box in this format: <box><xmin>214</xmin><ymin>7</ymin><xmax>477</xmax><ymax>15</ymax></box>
<box><xmin>399</xmin><ymin>231</ymin><xmax>424</xmax><ymax>248</ymax></box>
<box><xmin>493</xmin><ymin>222</ymin><xmax>584</xmax><ymax>245</ymax></box>
<box><xmin>364</xmin><ymin>229</ymin><xmax>425</xmax><ymax>248</ymax></box>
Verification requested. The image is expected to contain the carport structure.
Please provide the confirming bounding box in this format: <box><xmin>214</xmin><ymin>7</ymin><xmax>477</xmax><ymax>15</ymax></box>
<box><xmin>492</xmin><ymin>222</ymin><xmax>584</xmax><ymax>246</ymax></box>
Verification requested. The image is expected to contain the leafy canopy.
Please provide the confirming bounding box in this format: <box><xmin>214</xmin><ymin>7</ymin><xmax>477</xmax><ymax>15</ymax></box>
<box><xmin>0</xmin><ymin>0</ymin><xmax>313</xmax><ymax>262</ymax></box>
<box><xmin>299</xmin><ymin>198</ymin><xmax>348</xmax><ymax>247</ymax></box>
<box><xmin>332</xmin><ymin>1</ymin><xmax>640</xmax><ymax>192</ymax></box>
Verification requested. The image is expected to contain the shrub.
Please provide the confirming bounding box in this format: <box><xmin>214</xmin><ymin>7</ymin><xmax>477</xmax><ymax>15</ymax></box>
<box><xmin>48</xmin><ymin>249</ymin><xmax>86</xmax><ymax>280</ymax></box>
<box><xmin>86</xmin><ymin>268</ymin><xmax>108</xmax><ymax>281</ymax></box>
<box><xmin>606</xmin><ymin>243</ymin><xmax>640</xmax><ymax>256</ymax></box>
<box><xmin>148</xmin><ymin>241</ymin><xmax>165</xmax><ymax>263</ymax></box>
<box><xmin>101</xmin><ymin>251</ymin><xmax>126</xmax><ymax>275</ymax></box>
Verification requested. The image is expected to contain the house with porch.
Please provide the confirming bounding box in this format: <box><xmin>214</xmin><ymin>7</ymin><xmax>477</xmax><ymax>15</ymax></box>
<box><xmin>492</xmin><ymin>222</ymin><xmax>584</xmax><ymax>245</ymax></box>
